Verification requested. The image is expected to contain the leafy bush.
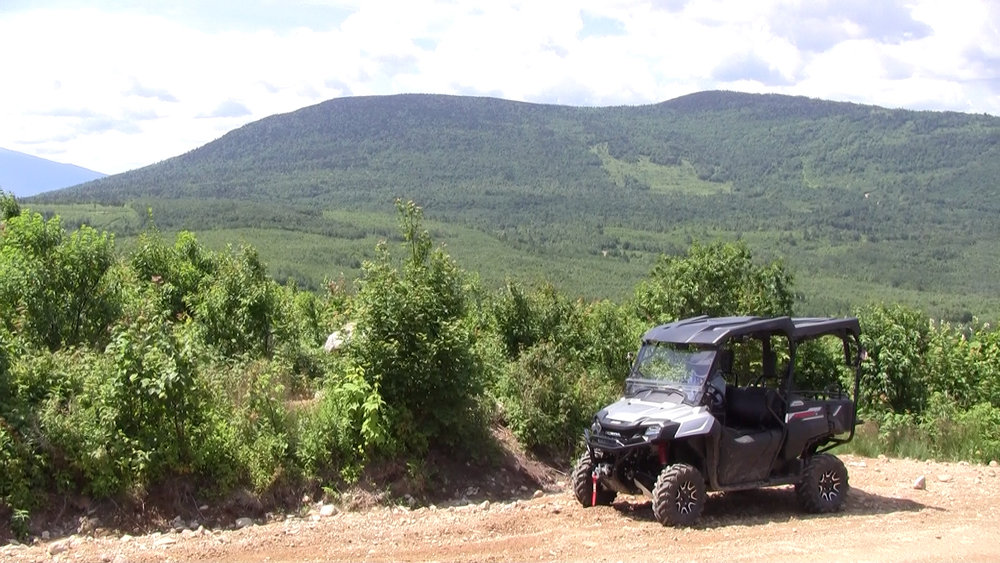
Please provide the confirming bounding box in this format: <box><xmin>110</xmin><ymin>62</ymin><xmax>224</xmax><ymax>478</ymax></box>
<box><xmin>193</xmin><ymin>244</ymin><xmax>282</xmax><ymax>359</ymax></box>
<box><xmin>0</xmin><ymin>422</ymin><xmax>36</xmax><ymax>538</ymax></box>
<box><xmin>497</xmin><ymin>341</ymin><xmax>617</xmax><ymax>457</ymax></box>
<box><xmin>975</xmin><ymin>328</ymin><xmax>1000</xmax><ymax>408</ymax></box>
<box><xmin>0</xmin><ymin>189</ymin><xmax>20</xmax><ymax>221</ymax></box>
<box><xmin>490</xmin><ymin>281</ymin><xmax>586</xmax><ymax>360</ymax></box>
<box><xmin>349</xmin><ymin>201</ymin><xmax>485</xmax><ymax>454</ymax></box>
<box><xmin>856</xmin><ymin>303</ymin><xmax>931</xmax><ymax>414</ymax></box>
<box><xmin>579</xmin><ymin>299</ymin><xmax>642</xmax><ymax>382</ymax></box>
<box><xmin>196</xmin><ymin>358</ymin><xmax>293</xmax><ymax>492</ymax></box>
<box><xmin>296</xmin><ymin>362</ymin><xmax>389</xmax><ymax>481</ymax></box>
<box><xmin>129</xmin><ymin>229</ymin><xmax>214</xmax><ymax>320</ymax></box>
<box><xmin>0</xmin><ymin>210</ymin><xmax>118</xmax><ymax>350</ymax></box>
<box><xmin>633</xmin><ymin>240</ymin><xmax>793</xmax><ymax>323</ymax></box>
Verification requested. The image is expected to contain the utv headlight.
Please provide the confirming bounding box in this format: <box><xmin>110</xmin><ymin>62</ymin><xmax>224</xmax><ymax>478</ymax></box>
<box><xmin>644</xmin><ymin>422</ymin><xmax>679</xmax><ymax>441</ymax></box>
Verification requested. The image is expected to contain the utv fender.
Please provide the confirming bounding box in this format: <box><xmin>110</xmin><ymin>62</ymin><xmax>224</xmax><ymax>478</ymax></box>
<box><xmin>675</xmin><ymin>410</ymin><xmax>717</xmax><ymax>439</ymax></box>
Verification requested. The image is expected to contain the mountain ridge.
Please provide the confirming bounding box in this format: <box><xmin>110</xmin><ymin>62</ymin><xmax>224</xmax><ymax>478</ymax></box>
<box><xmin>27</xmin><ymin>91</ymin><xmax>1000</xmax><ymax>320</ymax></box>
<box><xmin>0</xmin><ymin>147</ymin><xmax>106</xmax><ymax>198</ymax></box>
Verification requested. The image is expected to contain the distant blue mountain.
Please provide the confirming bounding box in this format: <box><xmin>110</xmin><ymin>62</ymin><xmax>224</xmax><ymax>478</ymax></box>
<box><xmin>0</xmin><ymin>147</ymin><xmax>106</xmax><ymax>198</ymax></box>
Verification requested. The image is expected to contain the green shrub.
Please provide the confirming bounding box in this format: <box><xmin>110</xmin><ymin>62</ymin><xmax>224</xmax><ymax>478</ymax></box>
<box><xmin>350</xmin><ymin>201</ymin><xmax>485</xmax><ymax>454</ymax></box>
<box><xmin>0</xmin><ymin>189</ymin><xmax>20</xmax><ymax>221</ymax></box>
<box><xmin>216</xmin><ymin>359</ymin><xmax>293</xmax><ymax>492</ymax></box>
<box><xmin>296</xmin><ymin>362</ymin><xmax>390</xmax><ymax>482</ymax></box>
<box><xmin>489</xmin><ymin>281</ymin><xmax>586</xmax><ymax>360</ymax></box>
<box><xmin>580</xmin><ymin>299</ymin><xmax>641</xmax><ymax>382</ymax></box>
<box><xmin>129</xmin><ymin>229</ymin><xmax>214</xmax><ymax>320</ymax></box>
<box><xmin>0</xmin><ymin>418</ymin><xmax>39</xmax><ymax>538</ymax></box>
<box><xmin>633</xmin><ymin>240</ymin><xmax>794</xmax><ymax>322</ymax></box>
<box><xmin>28</xmin><ymin>347</ymin><xmax>131</xmax><ymax>497</ymax></box>
<box><xmin>498</xmin><ymin>341</ymin><xmax>617</xmax><ymax>458</ymax></box>
<box><xmin>856</xmin><ymin>303</ymin><xmax>932</xmax><ymax>414</ymax></box>
<box><xmin>193</xmin><ymin>244</ymin><xmax>282</xmax><ymax>359</ymax></box>
<box><xmin>971</xmin><ymin>327</ymin><xmax>1000</xmax><ymax>408</ymax></box>
<box><xmin>0</xmin><ymin>210</ymin><xmax>118</xmax><ymax>351</ymax></box>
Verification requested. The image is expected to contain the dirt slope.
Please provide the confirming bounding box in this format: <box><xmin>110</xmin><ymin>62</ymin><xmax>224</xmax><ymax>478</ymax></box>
<box><xmin>2</xmin><ymin>454</ymin><xmax>998</xmax><ymax>563</ymax></box>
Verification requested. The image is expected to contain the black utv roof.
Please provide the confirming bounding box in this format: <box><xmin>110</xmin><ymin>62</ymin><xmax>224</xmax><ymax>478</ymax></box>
<box><xmin>791</xmin><ymin>317</ymin><xmax>861</xmax><ymax>341</ymax></box>
<box><xmin>642</xmin><ymin>315</ymin><xmax>860</xmax><ymax>346</ymax></box>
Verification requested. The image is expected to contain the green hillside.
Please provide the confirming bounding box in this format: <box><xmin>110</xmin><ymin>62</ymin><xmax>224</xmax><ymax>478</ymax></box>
<box><xmin>31</xmin><ymin>91</ymin><xmax>1000</xmax><ymax>321</ymax></box>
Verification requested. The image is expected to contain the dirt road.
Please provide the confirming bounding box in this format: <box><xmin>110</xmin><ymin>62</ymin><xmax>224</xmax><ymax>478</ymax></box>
<box><xmin>2</xmin><ymin>454</ymin><xmax>998</xmax><ymax>562</ymax></box>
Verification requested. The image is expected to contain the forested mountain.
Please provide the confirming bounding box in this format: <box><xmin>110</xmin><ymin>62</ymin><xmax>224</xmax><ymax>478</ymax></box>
<box><xmin>31</xmin><ymin>91</ymin><xmax>1000</xmax><ymax>321</ymax></box>
<box><xmin>0</xmin><ymin>148</ymin><xmax>105</xmax><ymax>198</ymax></box>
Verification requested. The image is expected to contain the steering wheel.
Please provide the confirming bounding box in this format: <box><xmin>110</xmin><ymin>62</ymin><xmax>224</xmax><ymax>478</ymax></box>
<box><xmin>706</xmin><ymin>382</ymin><xmax>725</xmax><ymax>409</ymax></box>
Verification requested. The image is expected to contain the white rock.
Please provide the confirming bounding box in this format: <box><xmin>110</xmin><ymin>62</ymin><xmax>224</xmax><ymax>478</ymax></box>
<box><xmin>319</xmin><ymin>504</ymin><xmax>338</xmax><ymax>517</ymax></box>
<box><xmin>937</xmin><ymin>474</ymin><xmax>953</xmax><ymax>483</ymax></box>
<box><xmin>913</xmin><ymin>475</ymin><xmax>926</xmax><ymax>490</ymax></box>
<box><xmin>49</xmin><ymin>540</ymin><xmax>70</xmax><ymax>555</ymax></box>
<box><xmin>323</xmin><ymin>323</ymin><xmax>355</xmax><ymax>352</ymax></box>
<box><xmin>153</xmin><ymin>536</ymin><xmax>176</xmax><ymax>547</ymax></box>
<box><xmin>989</xmin><ymin>460</ymin><xmax>998</xmax><ymax>468</ymax></box>
<box><xmin>479</xmin><ymin>500</ymin><xmax>490</xmax><ymax>511</ymax></box>
<box><xmin>235</xmin><ymin>517</ymin><xmax>255</xmax><ymax>529</ymax></box>
<box><xmin>532</xmin><ymin>490</ymin><xmax>544</xmax><ymax>499</ymax></box>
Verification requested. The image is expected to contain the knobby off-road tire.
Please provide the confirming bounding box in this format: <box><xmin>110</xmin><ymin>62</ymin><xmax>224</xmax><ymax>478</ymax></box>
<box><xmin>796</xmin><ymin>453</ymin><xmax>850</xmax><ymax>513</ymax></box>
<box><xmin>652</xmin><ymin>463</ymin><xmax>706</xmax><ymax>526</ymax></box>
<box><xmin>572</xmin><ymin>451</ymin><xmax>617</xmax><ymax>507</ymax></box>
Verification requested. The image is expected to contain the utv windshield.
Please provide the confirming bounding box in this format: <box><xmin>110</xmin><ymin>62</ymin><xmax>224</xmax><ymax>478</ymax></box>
<box><xmin>626</xmin><ymin>342</ymin><xmax>716</xmax><ymax>405</ymax></box>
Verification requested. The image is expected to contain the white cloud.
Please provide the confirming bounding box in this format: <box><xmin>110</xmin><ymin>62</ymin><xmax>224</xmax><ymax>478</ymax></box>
<box><xmin>0</xmin><ymin>0</ymin><xmax>997</xmax><ymax>174</ymax></box>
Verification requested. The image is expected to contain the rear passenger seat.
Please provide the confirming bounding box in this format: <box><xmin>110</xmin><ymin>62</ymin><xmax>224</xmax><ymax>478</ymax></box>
<box><xmin>725</xmin><ymin>385</ymin><xmax>781</xmax><ymax>429</ymax></box>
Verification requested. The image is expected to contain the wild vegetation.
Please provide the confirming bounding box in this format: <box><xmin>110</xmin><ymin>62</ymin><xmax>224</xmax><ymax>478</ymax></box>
<box><xmin>27</xmin><ymin>91</ymin><xmax>1000</xmax><ymax>321</ymax></box>
<box><xmin>2</xmin><ymin>190</ymin><xmax>999</xmax><ymax>540</ymax></box>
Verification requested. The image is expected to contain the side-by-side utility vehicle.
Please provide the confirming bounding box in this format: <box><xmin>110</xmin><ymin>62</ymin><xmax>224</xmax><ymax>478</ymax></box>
<box><xmin>573</xmin><ymin>316</ymin><xmax>864</xmax><ymax>526</ymax></box>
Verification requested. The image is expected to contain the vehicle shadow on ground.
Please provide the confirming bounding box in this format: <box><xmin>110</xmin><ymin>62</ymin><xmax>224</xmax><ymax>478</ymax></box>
<box><xmin>611</xmin><ymin>486</ymin><xmax>928</xmax><ymax>528</ymax></box>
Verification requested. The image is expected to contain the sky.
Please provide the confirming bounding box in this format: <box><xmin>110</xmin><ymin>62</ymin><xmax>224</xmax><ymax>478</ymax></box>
<box><xmin>1</xmin><ymin>0</ymin><xmax>998</xmax><ymax>175</ymax></box>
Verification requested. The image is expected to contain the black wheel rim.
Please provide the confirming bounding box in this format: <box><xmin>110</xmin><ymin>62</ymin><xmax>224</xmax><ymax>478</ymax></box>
<box><xmin>675</xmin><ymin>480</ymin><xmax>699</xmax><ymax>514</ymax></box>
<box><xmin>818</xmin><ymin>469</ymin><xmax>842</xmax><ymax>503</ymax></box>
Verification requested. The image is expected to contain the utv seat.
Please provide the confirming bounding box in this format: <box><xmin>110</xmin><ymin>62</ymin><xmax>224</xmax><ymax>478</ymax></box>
<box><xmin>725</xmin><ymin>385</ymin><xmax>781</xmax><ymax>429</ymax></box>
<box><xmin>719</xmin><ymin>386</ymin><xmax>784</xmax><ymax>484</ymax></box>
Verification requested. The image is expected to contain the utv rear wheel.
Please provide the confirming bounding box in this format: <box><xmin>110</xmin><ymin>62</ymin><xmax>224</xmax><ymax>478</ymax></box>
<box><xmin>796</xmin><ymin>454</ymin><xmax>849</xmax><ymax>513</ymax></box>
<box><xmin>652</xmin><ymin>463</ymin><xmax>706</xmax><ymax>526</ymax></box>
<box><xmin>572</xmin><ymin>451</ymin><xmax>616</xmax><ymax>507</ymax></box>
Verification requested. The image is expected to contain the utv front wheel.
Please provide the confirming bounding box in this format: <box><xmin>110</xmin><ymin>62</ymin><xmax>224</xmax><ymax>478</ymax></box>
<box><xmin>652</xmin><ymin>463</ymin><xmax>706</xmax><ymax>526</ymax></box>
<box><xmin>572</xmin><ymin>451</ymin><xmax>616</xmax><ymax>507</ymax></box>
<box><xmin>796</xmin><ymin>454</ymin><xmax>849</xmax><ymax>513</ymax></box>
